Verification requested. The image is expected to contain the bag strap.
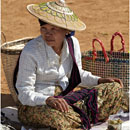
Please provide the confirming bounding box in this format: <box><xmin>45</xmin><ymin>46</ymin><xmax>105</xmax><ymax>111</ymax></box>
<box><xmin>60</xmin><ymin>37</ymin><xmax>81</xmax><ymax>96</ymax></box>
<box><xmin>92</xmin><ymin>38</ymin><xmax>109</xmax><ymax>63</ymax></box>
<box><xmin>1</xmin><ymin>32</ymin><xmax>6</xmax><ymax>43</ymax></box>
<box><xmin>110</xmin><ymin>32</ymin><xmax>125</xmax><ymax>54</ymax></box>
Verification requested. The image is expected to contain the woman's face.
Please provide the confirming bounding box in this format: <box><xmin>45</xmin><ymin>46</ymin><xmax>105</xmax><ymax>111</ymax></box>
<box><xmin>40</xmin><ymin>24</ymin><xmax>68</xmax><ymax>48</ymax></box>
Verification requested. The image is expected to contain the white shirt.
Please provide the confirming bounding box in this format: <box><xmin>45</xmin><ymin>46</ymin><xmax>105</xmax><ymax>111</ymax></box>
<box><xmin>16</xmin><ymin>35</ymin><xmax>100</xmax><ymax>106</ymax></box>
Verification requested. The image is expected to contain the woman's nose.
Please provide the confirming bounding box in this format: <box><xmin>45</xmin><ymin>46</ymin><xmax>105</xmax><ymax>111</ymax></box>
<box><xmin>45</xmin><ymin>30</ymin><xmax>53</xmax><ymax>35</ymax></box>
<box><xmin>45</xmin><ymin>30</ymin><xmax>52</xmax><ymax>35</ymax></box>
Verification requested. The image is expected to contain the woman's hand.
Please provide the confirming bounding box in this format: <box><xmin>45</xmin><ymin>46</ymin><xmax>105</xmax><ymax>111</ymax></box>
<box><xmin>46</xmin><ymin>96</ymin><xmax>69</xmax><ymax>113</ymax></box>
<box><xmin>98</xmin><ymin>78</ymin><xmax>123</xmax><ymax>88</ymax></box>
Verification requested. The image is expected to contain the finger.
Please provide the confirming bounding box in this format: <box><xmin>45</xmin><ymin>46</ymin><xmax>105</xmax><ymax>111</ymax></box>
<box><xmin>56</xmin><ymin>98</ymin><xmax>68</xmax><ymax>113</ymax></box>
<box><xmin>48</xmin><ymin>100</ymin><xmax>60</xmax><ymax>110</ymax></box>
<box><xmin>47</xmin><ymin>98</ymin><xmax>69</xmax><ymax>112</ymax></box>
<box><xmin>47</xmin><ymin>98</ymin><xmax>60</xmax><ymax>110</ymax></box>
<box><xmin>61</xmin><ymin>99</ymin><xmax>69</xmax><ymax>112</ymax></box>
<box><xmin>51</xmin><ymin>102</ymin><xmax>57</xmax><ymax>109</ymax></box>
<box><xmin>49</xmin><ymin>98</ymin><xmax>66</xmax><ymax>112</ymax></box>
<box><xmin>58</xmin><ymin>98</ymin><xmax>69</xmax><ymax>112</ymax></box>
<box><xmin>46</xmin><ymin>97</ymin><xmax>55</xmax><ymax>107</ymax></box>
<box><xmin>113</xmin><ymin>78</ymin><xmax>123</xmax><ymax>88</ymax></box>
<box><xmin>55</xmin><ymin>100</ymin><xmax>64</xmax><ymax>112</ymax></box>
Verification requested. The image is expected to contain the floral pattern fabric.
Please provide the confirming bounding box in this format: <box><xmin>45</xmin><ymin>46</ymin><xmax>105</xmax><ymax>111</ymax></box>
<box><xmin>18</xmin><ymin>82</ymin><xmax>124</xmax><ymax>130</ymax></box>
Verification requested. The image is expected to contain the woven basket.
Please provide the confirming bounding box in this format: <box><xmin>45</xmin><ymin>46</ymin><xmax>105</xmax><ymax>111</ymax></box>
<box><xmin>1</xmin><ymin>37</ymin><xmax>33</xmax><ymax>105</ymax></box>
<box><xmin>82</xmin><ymin>32</ymin><xmax>129</xmax><ymax>92</ymax></box>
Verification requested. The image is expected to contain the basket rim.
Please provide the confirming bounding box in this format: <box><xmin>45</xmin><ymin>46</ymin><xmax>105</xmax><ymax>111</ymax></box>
<box><xmin>1</xmin><ymin>37</ymin><xmax>34</xmax><ymax>52</ymax></box>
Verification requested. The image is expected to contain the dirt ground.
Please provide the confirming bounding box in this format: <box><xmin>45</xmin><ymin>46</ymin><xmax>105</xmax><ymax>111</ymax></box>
<box><xmin>1</xmin><ymin>0</ymin><xmax>129</xmax><ymax>108</ymax></box>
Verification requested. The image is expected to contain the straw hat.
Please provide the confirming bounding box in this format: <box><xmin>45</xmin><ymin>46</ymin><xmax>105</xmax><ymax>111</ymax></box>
<box><xmin>27</xmin><ymin>0</ymin><xmax>86</xmax><ymax>31</ymax></box>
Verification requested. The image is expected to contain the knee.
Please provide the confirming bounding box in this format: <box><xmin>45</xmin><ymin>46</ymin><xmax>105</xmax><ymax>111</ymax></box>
<box><xmin>113</xmin><ymin>82</ymin><xmax>122</xmax><ymax>88</ymax></box>
<box><xmin>111</xmin><ymin>82</ymin><xmax>123</xmax><ymax>97</ymax></box>
<box><xmin>104</xmin><ymin>82</ymin><xmax>123</xmax><ymax>96</ymax></box>
<box><xmin>112</xmin><ymin>81</ymin><xmax>122</xmax><ymax>91</ymax></box>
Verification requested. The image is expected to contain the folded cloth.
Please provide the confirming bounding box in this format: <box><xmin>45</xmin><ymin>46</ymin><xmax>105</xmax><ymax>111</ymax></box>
<box><xmin>55</xmin><ymin>88</ymin><xmax>98</xmax><ymax>130</ymax></box>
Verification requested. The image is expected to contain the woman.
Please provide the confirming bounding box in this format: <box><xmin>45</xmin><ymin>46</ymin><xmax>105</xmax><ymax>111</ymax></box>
<box><xmin>16</xmin><ymin>0</ymin><xmax>124</xmax><ymax>130</ymax></box>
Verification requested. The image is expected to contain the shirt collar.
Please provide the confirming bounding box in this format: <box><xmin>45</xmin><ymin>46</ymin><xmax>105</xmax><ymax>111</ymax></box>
<box><xmin>60</xmin><ymin>38</ymin><xmax>70</xmax><ymax>63</ymax></box>
<box><xmin>37</xmin><ymin>35</ymin><xmax>70</xmax><ymax>64</ymax></box>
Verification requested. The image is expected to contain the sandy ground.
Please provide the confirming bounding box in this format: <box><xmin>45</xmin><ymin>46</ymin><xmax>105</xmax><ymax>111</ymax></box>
<box><xmin>1</xmin><ymin>0</ymin><xmax>129</xmax><ymax>108</ymax></box>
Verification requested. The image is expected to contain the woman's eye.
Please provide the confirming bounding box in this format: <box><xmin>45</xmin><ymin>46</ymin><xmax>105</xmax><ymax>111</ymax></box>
<box><xmin>41</xmin><ymin>28</ymin><xmax>46</xmax><ymax>32</ymax></box>
<box><xmin>52</xmin><ymin>28</ymin><xmax>59</xmax><ymax>32</ymax></box>
<box><xmin>52</xmin><ymin>28</ymin><xmax>56</xmax><ymax>31</ymax></box>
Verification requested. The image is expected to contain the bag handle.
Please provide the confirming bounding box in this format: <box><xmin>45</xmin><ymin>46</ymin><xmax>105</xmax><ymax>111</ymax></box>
<box><xmin>110</xmin><ymin>32</ymin><xmax>125</xmax><ymax>54</ymax></box>
<box><xmin>1</xmin><ymin>32</ymin><xmax>6</xmax><ymax>43</ymax></box>
<box><xmin>92</xmin><ymin>39</ymin><xmax>109</xmax><ymax>63</ymax></box>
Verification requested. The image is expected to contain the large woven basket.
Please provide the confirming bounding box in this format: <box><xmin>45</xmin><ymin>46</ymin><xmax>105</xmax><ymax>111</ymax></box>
<box><xmin>82</xmin><ymin>32</ymin><xmax>129</xmax><ymax>93</ymax></box>
<box><xmin>1</xmin><ymin>37</ymin><xmax>33</xmax><ymax>105</ymax></box>
<box><xmin>82</xmin><ymin>51</ymin><xmax>129</xmax><ymax>92</ymax></box>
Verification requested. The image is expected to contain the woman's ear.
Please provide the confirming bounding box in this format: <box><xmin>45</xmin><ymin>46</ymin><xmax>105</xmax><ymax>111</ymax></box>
<box><xmin>66</xmin><ymin>30</ymin><xmax>71</xmax><ymax>35</ymax></box>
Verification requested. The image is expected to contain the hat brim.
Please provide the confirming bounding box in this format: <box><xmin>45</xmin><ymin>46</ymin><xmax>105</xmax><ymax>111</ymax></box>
<box><xmin>27</xmin><ymin>4</ymin><xmax>86</xmax><ymax>31</ymax></box>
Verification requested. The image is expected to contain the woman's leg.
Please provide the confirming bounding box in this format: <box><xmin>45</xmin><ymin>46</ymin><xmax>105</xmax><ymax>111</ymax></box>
<box><xmin>18</xmin><ymin>104</ymin><xmax>82</xmax><ymax>130</ymax></box>
<box><xmin>75</xmin><ymin>82</ymin><xmax>124</xmax><ymax>122</ymax></box>
<box><xmin>95</xmin><ymin>82</ymin><xmax>123</xmax><ymax>121</ymax></box>
<box><xmin>18</xmin><ymin>86</ymin><xmax>82</xmax><ymax>130</ymax></box>
<box><xmin>80</xmin><ymin>82</ymin><xmax>123</xmax><ymax>121</ymax></box>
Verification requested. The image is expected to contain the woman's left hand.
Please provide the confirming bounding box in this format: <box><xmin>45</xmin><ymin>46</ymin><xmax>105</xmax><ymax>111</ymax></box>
<box><xmin>46</xmin><ymin>96</ymin><xmax>69</xmax><ymax>113</ymax></box>
<box><xmin>98</xmin><ymin>78</ymin><xmax>123</xmax><ymax>88</ymax></box>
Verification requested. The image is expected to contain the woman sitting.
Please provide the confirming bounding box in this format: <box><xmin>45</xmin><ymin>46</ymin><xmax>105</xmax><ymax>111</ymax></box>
<box><xmin>16</xmin><ymin>0</ymin><xmax>124</xmax><ymax>130</ymax></box>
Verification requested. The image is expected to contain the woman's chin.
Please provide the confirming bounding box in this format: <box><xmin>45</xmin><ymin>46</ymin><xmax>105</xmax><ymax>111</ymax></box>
<box><xmin>46</xmin><ymin>41</ymin><xmax>55</xmax><ymax>46</ymax></box>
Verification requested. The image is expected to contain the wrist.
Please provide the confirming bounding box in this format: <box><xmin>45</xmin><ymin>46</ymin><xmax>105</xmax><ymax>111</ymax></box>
<box><xmin>98</xmin><ymin>78</ymin><xmax>103</xmax><ymax>84</ymax></box>
<box><xmin>46</xmin><ymin>96</ymin><xmax>54</xmax><ymax>104</ymax></box>
<box><xmin>98</xmin><ymin>78</ymin><xmax>101</xmax><ymax>84</ymax></box>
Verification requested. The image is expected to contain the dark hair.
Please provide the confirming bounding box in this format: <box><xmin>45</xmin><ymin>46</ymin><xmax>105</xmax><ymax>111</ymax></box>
<box><xmin>38</xmin><ymin>19</ymin><xmax>47</xmax><ymax>26</ymax></box>
<box><xmin>38</xmin><ymin>19</ymin><xmax>75</xmax><ymax>37</ymax></box>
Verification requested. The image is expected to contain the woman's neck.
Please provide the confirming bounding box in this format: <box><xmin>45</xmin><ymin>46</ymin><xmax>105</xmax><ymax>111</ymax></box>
<box><xmin>52</xmin><ymin>43</ymin><xmax>63</xmax><ymax>55</ymax></box>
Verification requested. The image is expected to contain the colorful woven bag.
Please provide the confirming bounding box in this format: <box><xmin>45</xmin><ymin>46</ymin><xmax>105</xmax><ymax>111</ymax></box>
<box><xmin>82</xmin><ymin>32</ymin><xmax>129</xmax><ymax>92</ymax></box>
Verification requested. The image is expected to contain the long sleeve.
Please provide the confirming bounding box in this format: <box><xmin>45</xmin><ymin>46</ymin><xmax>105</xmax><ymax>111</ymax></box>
<box><xmin>16</xmin><ymin>50</ymin><xmax>49</xmax><ymax>106</ymax></box>
<box><xmin>72</xmin><ymin>36</ymin><xmax>100</xmax><ymax>87</ymax></box>
<box><xmin>16</xmin><ymin>35</ymin><xmax>100</xmax><ymax>106</ymax></box>
<box><xmin>16</xmin><ymin>36</ymin><xmax>73</xmax><ymax>106</ymax></box>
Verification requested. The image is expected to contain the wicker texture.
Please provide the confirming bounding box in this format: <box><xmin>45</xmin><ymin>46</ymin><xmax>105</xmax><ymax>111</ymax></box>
<box><xmin>82</xmin><ymin>32</ymin><xmax>129</xmax><ymax>92</ymax></box>
<box><xmin>82</xmin><ymin>51</ymin><xmax>129</xmax><ymax>92</ymax></box>
<box><xmin>27</xmin><ymin>1</ymin><xmax>86</xmax><ymax>31</ymax></box>
<box><xmin>1</xmin><ymin>37</ymin><xmax>33</xmax><ymax>105</ymax></box>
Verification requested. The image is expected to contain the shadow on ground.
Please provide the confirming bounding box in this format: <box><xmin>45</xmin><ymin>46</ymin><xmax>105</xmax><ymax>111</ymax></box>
<box><xmin>1</xmin><ymin>94</ymin><xmax>16</xmax><ymax>108</ymax></box>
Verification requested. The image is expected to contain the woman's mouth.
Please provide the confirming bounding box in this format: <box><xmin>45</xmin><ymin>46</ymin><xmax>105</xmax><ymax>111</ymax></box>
<box><xmin>46</xmin><ymin>40</ymin><xmax>55</xmax><ymax>42</ymax></box>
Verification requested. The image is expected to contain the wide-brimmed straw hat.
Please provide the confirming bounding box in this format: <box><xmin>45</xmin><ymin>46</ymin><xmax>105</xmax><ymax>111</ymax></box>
<box><xmin>27</xmin><ymin>0</ymin><xmax>86</xmax><ymax>31</ymax></box>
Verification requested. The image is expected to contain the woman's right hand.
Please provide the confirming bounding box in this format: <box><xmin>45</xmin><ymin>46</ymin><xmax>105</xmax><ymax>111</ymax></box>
<box><xmin>46</xmin><ymin>96</ymin><xmax>69</xmax><ymax>113</ymax></box>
